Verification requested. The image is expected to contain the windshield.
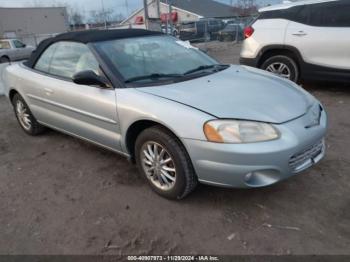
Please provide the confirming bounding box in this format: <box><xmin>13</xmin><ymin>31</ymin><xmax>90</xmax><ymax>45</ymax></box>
<box><xmin>0</xmin><ymin>40</ymin><xmax>11</xmax><ymax>49</ymax></box>
<box><xmin>94</xmin><ymin>35</ymin><xmax>220</xmax><ymax>83</ymax></box>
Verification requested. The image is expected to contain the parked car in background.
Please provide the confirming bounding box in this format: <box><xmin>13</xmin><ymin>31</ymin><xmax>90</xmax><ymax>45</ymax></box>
<box><xmin>3</xmin><ymin>29</ymin><xmax>327</xmax><ymax>199</ymax></box>
<box><xmin>218</xmin><ymin>23</ymin><xmax>244</xmax><ymax>42</ymax></box>
<box><xmin>225</xmin><ymin>17</ymin><xmax>257</xmax><ymax>27</ymax></box>
<box><xmin>0</xmin><ymin>39</ymin><xmax>35</xmax><ymax>63</ymax></box>
<box><xmin>240</xmin><ymin>0</ymin><xmax>350</xmax><ymax>83</ymax></box>
<box><xmin>179</xmin><ymin>19</ymin><xmax>224</xmax><ymax>42</ymax></box>
<box><xmin>207</xmin><ymin>19</ymin><xmax>225</xmax><ymax>40</ymax></box>
<box><xmin>179</xmin><ymin>21</ymin><xmax>204</xmax><ymax>42</ymax></box>
<box><xmin>161</xmin><ymin>24</ymin><xmax>178</xmax><ymax>37</ymax></box>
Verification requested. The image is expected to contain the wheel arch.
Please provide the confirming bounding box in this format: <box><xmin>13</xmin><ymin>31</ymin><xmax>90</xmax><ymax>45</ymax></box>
<box><xmin>1</xmin><ymin>55</ymin><xmax>10</xmax><ymax>61</ymax></box>
<box><xmin>257</xmin><ymin>45</ymin><xmax>303</xmax><ymax>70</ymax></box>
<box><xmin>9</xmin><ymin>89</ymin><xmax>19</xmax><ymax>103</ymax></box>
<box><xmin>124</xmin><ymin>119</ymin><xmax>186</xmax><ymax>163</ymax></box>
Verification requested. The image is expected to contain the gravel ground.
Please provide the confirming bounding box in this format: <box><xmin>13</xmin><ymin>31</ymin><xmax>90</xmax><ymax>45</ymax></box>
<box><xmin>0</xmin><ymin>42</ymin><xmax>349</xmax><ymax>255</ymax></box>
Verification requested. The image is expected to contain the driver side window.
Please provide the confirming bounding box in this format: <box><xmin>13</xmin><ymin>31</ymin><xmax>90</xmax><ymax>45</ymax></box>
<box><xmin>34</xmin><ymin>41</ymin><xmax>100</xmax><ymax>79</ymax></box>
<box><xmin>13</xmin><ymin>40</ymin><xmax>25</xmax><ymax>48</ymax></box>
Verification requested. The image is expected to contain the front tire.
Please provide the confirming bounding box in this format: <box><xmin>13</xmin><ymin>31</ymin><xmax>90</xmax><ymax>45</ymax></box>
<box><xmin>261</xmin><ymin>55</ymin><xmax>299</xmax><ymax>83</ymax></box>
<box><xmin>12</xmin><ymin>93</ymin><xmax>46</xmax><ymax>136</ymax></box>
<box><xmin>135</xmin><ymin>126</ymin><xmax>197</xmax><ymax>199</ymax></box>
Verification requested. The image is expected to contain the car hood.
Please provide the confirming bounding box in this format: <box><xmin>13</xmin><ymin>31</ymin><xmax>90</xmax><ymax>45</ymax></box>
<box><xmin>138</xmin><ymin>65</ymin><xmax>315</xmax><ymax>124</ymax></box>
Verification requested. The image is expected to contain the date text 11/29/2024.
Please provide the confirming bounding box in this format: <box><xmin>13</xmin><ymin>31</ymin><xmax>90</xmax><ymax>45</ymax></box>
<box><xmin>127</xmin><ymin>255</ymin><xmax>219</xmax><ymax>261</ymax></box>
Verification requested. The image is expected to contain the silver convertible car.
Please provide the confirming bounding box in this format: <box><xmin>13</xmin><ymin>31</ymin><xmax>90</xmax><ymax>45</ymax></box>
<box><xmin>3</xmin><ymin>29</ymin><xmax>327</xmax><ymax>199</ymax></box>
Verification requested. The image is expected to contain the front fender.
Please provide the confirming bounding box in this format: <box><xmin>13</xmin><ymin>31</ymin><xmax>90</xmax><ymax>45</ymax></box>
<box><xmin>116</xmin><ymin>88</ymin><xmax>214</xmax><ymax>153</ymax></box>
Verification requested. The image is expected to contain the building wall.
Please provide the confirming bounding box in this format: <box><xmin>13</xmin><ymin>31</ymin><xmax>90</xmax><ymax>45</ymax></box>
<box><xmin>122</xmin><ymin>1</ymin><xmax>201</xmax><ymax>26</ymax></box>
<box><xmin>0</xmin><ymin>7</ymin><xmax>69</xmax><ymax>39</ymax></box>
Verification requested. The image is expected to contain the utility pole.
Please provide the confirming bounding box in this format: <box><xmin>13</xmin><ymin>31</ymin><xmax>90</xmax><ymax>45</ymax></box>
<box><xmin>156</xmin><ymin>0</ymin><xmax>161</xmax><ymax>19</ymax></box>
<box><xmin>125</xmin><ymin>0</ymin><xmax>129</xmax><ymax>16</ymax></box>
<box><xmin>165</xmin><ymin>0</ymin><xmax>169</xmax><ymax>34</ymax></box>
<box><xmin>101</xmin><ymin>0</ymin><xmax>107</xmax><ymax>29</ymax></box>
<box><xmin>143</xmin><ymin>0</ymin><xmax>149</xmax><ymax>29</ymax></box>
<box><xmin>168</xmin><ymin>0</ymin><xmax>173</xmax><ymax>35</ymax></box>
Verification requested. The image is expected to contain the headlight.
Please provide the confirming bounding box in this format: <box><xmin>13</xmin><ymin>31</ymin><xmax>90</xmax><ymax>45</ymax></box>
<box><xmin>204</xmin><ymin>120</ymin><xmax>279</xmax><ymax>143</ymax></box>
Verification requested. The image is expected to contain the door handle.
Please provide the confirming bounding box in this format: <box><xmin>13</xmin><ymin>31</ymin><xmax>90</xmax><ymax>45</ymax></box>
<box><xmin>44</xmin><ymin>88</ymin><xmax>54</xmax><ymax>95</ymax></box>
<box><xmin>292</xmin><ymin>31</ymin><xmax>307</xmax><ymax>36</ymax></box>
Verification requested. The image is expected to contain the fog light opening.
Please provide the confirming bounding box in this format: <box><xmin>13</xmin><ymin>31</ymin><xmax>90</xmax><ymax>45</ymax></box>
<box><xmin>244</xmin><ymin>170</ymin><xmax>280</xmax><ymax>187</ymax></box>
<box><xmin>245</xmin><ymin>172</ymin><xmax>254</xmax><ymax>183</ymax></box>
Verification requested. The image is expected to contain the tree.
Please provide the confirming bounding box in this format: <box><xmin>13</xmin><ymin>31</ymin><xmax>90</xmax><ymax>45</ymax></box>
<box><xmin>111</xmin><ymin>13</ymin><xmax>125</xmax><ymax>23</ymax></box>
<box><xmin>25</xmin><ymin>0</ymin><xmax>85</xmax><ymax>26</ymax></box>
<box><xmin>25</xmin><ymin>0</ymin><xmax>124</xmax><ymax>26</ymax></box>
<box><xmin>89</xmin><ymin>8</ymin><xmax>124</xmax><ymax>24</ymax></box>
<box><xmin>69</xmin><ymin>9</ymin><xmax>84</xmax><ymax>25</ymax></box>
<box><xmin>89</xmin><ymin>10</ymin><xmax>106</xmax><ymax>24</ymax></box>
<box><xmin>232</xmin><ymin>0</ymin><xmax>259</xmax><ymax>16</ymax></box>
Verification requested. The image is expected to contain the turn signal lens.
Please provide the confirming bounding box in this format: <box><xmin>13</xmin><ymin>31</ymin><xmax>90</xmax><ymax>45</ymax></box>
<box><xmin>204</xmin><ymin>123</ymin><xmax>224</xmax><ymax>143</ymax></box>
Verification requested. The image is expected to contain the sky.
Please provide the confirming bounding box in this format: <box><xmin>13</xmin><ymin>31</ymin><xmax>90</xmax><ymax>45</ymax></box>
<box><xmin>0</xmin><ymin>0</ymin><xmax>283</xmax><ymax>17</ymax></box>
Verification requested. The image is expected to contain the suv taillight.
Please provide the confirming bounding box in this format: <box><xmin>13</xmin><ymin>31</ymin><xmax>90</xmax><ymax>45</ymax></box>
<box><xmin>244</xmin><ymin>26</ymin><xmax>254</xmax><ymax>39</ymax></box>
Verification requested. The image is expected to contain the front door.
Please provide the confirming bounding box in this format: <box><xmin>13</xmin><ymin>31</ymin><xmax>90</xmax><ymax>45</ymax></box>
<box><xmin>29</xmin><ymin>41</ymin><xmax>122</xmax><ymax>152</ymax></box>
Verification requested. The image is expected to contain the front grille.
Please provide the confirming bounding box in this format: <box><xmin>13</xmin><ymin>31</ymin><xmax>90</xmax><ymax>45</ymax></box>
<box><xmin>289</xmin><ymin>140</ymin><xmax>324</xmax><ymax>173</ymax></box>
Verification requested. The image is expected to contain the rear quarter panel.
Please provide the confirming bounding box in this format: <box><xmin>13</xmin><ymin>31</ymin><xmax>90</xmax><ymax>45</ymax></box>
<box><xmin>2</xmin><ymin>63</ymin><xmax>21</xmax><ymax>100</ymax></box>
<box><xmin>3</xmin><ymin>63</ymin><xmax>40</xmax><ymax>107</ymax></box>
<box><xmin>240</xmin><ymin>19</ymin><xmax>290</xmax><ymax>59</ymax></box>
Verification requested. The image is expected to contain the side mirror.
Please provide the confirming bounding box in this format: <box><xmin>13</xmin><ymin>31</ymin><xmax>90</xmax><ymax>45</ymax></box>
<box><xmin>73</xmin><ymin>70</ymin><xmax>109</xmax><ymax>88</ymax></box>
<box><xmin>22</xmin><ymin>44</ymin><xmax>26</xmax><ymax>48</ymax></box>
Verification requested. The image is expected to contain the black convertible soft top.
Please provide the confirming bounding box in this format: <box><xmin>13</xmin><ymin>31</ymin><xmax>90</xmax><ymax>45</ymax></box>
<box><xmin>26</xmin><ymin>29</ymin><xmax>163</xmax><ymax>68</ymax></box>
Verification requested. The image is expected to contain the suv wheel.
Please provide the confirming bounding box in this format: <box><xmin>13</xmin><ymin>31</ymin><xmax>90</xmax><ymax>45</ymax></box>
<box><xmin>261</xmin><ymin>55</ymin><xmax>299</xmax><ymax>82</ymax></box>
<box><xmin>12</xmin><ymin>93</ymin><xmax>46</xmax><ymax>135</ymax></box>
<box><xmin>135</xmin><ymin>126</ymin><xmax>197</xmax><ymax>199</ymax></box>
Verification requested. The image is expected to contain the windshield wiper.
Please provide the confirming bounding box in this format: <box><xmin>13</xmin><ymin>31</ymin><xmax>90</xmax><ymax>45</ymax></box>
<box><xmin>184</xmin><ymin>64</ymin><xmax>229</xmax><ymax>75</ymax></box>
<box><xmin>125</xmin><ymin>73</ymin><xmax>184</xmax><ymax>83</ymax></box>
<box><xmin>125</xmin><ymin>65</ymin><xmax>229</xmax><ymax>83</ymax></box>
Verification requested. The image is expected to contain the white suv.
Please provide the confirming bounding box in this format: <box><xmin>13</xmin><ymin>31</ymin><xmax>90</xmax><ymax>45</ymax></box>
<box><xmin>240</xmin><ymin>0</ymin><xmax>350</xmax><ymax>83</ymax></box>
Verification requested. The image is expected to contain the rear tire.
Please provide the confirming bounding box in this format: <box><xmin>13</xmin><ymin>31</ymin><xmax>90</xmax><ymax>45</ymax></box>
<box><xmin>135</xmin><ymin>126</ymin><xmax>197</xmax><ymax>200</ymax></box>
<box><xmin>261</xmin><ymin>55</ymin><xmax>299</xmax><ymax>83</ymax></box>
<box><xmin>12</xmin><ymin>93</ymin><xmax>46</xmax><ymax>136</ymax></box>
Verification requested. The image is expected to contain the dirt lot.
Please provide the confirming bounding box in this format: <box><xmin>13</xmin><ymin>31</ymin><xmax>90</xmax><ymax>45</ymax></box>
<box><xmin>0</xmin><ymin>42</ymin><xmax>349</xmax><ymax>255</ymax></box>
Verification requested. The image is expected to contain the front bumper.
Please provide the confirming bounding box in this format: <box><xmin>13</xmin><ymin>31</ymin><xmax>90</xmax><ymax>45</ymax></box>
<box><xmin>183</xmin><ymin>108</ymin><xmax>327</xmax><ymax>188</ymax></box>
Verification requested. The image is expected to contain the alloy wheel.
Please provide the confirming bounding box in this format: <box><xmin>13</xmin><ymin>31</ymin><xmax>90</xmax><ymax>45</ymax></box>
<box><xmin>140</xmin><ymin>141</ymin><xmax>176</xmax><ymax>191</ymax></box>
<box><xmin>16</xmin><ymin>100</ymin><xmax>32</xmax><ymax>131</ymax></box>
<box><xmin>266</xmin><ymin>62</ymin><xmax>291</xmax><ymax>79</ymax></box>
